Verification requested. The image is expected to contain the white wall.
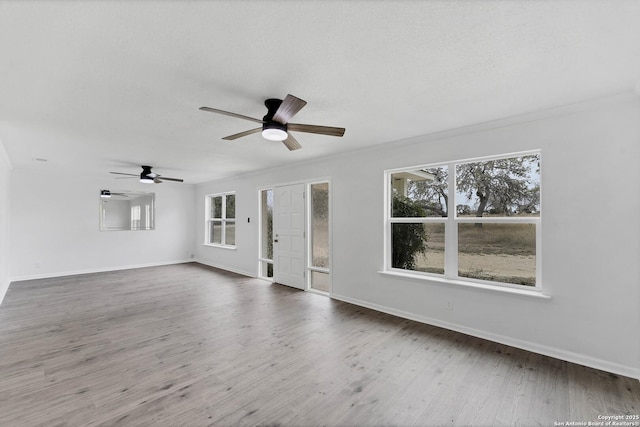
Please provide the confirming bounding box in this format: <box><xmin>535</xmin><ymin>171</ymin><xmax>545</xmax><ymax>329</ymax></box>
<box><xmin>196</xmin><ymin>93</ymin><xmax>640</xmax><ymax>379</ymax></box>
<box><xmin>0</xmin><ymin>140</ymin><xmax>11</xmax><ymax>303</ymax></box>
<box><xmin>9</xmin><ymin>169</ymin><xmax>196</xmax><ymax>280</ymax></box>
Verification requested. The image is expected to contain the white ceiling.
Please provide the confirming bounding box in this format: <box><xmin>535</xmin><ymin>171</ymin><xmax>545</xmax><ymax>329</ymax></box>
<box><xmin>1</xmin><ymin>1</ymin><xmax>639</xmax><ymax>184</ymax></box>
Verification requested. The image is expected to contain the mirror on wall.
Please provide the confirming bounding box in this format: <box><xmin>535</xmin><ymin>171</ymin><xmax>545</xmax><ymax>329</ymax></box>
<box><xmin>99</xmin><ymin>190</ymin><xmax>155</xmax><ymax>231</ymax></box>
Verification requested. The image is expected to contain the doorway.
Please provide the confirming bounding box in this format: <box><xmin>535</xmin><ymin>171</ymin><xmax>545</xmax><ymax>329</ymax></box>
<box><xmin>259</xmin><ymin>181</ymin><xmax>331</xmax><ymax>293</ymax></box>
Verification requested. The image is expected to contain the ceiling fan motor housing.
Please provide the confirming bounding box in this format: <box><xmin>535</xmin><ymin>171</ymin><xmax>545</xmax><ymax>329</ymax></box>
<box><xmin>262</xmin><ymin>120</ymin><xmax>287</xmax><ymax>132</ymax></box>
<box><xmin>263</xmin><ymin>98</ymin><xmax>283</xmax><ymax>121</ymax></box>
<box><xmin>140</xmin><ymin>165</ymin><xmax>154</xmax><ymax>182</ymax></box>
<box><xmin>262</xmin><ymin>98</ymin><xmax>288</xmax><ymax>140</ymax></box>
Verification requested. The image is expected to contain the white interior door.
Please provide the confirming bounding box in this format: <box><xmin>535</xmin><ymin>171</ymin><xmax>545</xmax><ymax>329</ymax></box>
<box><xmin>273</xmin><ymin>183</ymin><xmax>306</xmax><ymax>289</ymax></box>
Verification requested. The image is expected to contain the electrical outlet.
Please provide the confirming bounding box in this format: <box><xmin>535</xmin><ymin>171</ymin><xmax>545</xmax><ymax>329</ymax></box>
<box><xmin>446</xmin><ymin>300</ymin><xmax>454</xmax><ymax>311</ymax></box>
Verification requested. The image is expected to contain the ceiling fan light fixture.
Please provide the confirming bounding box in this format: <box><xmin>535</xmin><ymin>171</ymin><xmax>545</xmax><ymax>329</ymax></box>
<box><xmin>140</xmin><ymin>174</ymin><xmax>154</xmax><ymax>184</ymax></box>
<box><xmin>262</xmin><ymin>123</ymin><xmax>288</xmax><ymax>141</ymax></box>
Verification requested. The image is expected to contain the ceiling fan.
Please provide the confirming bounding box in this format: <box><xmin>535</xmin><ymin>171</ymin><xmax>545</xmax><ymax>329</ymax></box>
<box><xmin>100</xmin><ymin>190</ymin><xmax>128</xmax><ymax>198</ymax></box>
<box><xmin>109</xmin><ymin>166</ymin><xmax>184</xmax><ymax>184</ymax></box>
<box><xmin>199</xmin><ymin>94</ymin><xmax>345</xmax><ymax>151</ymax></box>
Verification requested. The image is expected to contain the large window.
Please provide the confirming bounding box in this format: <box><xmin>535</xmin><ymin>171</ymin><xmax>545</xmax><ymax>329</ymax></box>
<box><xmin>386</xmin><ymin>151</ymin><xmax>541</xmax><ymax>290</ymax></box>
<box><xmin>205</xmin><ymin>192</ymin><xmax>236</xmax><ymax>247</ymax></box>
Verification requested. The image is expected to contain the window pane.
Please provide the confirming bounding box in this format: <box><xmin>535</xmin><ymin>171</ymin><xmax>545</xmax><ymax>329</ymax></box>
<box><xmin>212</xmin><ymin>196</ymin><xmax>222</xmax><ymax>218</ymax></box>
<box><xmin>226</xmin><ymin>194</ymin><xmax>236</xmax><ymax>219</ymax></box>
<box><xmin>391</xmin><ymin>222</ymin><xmax>445</xmax><ymax>274</ymax></box>
<box><xmin>458</xmin><ymin>223</ymin><xmax>536</xmax><ymax>286</ymax></box>
<box><xmin>261</xmin><ymin>189</ymin><xmax>273</xmax><ymax>260</ymax></box>
<box><xmin>267</xmin><ymin>262</ymin><xmax>273</xmax><ymax>278</ymax></box>
<box><xmin>311</xmin><ymin>183</ymin><xmax>329</xmax><ymax>268</ymax></box>
<box><xmin>260</xmin><ymin>261</ymin><xmax>273</xmax><ymax>278</ymax></box>
<box><xmin>456</xmin><ymin>154</ymin><xmax>540</xmax><ymax>218</ymax></box>
<box><xmin>209</xmin><ymin>220</ymin><xmax>222</xmax><ymax>244</ymax></box>
<box><xmin>391</xmin><ymin>166</ymin><xmax>448</xmax><ymax>218</ymax></box>
<box><xmin>225</xmin><ymin>221</ymin><xmax>236</xmax><ymax>246</ymax></box>
<box><xmin>310</xmin><ymin>271</ymin><xmax>330</xmax><ymax>292</ymax></box>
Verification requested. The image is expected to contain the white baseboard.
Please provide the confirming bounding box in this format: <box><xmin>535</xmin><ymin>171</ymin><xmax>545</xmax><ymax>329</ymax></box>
<box><xmin>9</xmin><ymin>259</ymin><xmax>193</xmax><ymax>283</ymax></box>
<box><xmin>331</xmin><ymin>293</ymin><xmax>640</xmax><ymax>381</ymax></box>
<box><xmin>193</xmin><ymin>259</ymin><xmax>254</xmax><ymax>278</ymax></box>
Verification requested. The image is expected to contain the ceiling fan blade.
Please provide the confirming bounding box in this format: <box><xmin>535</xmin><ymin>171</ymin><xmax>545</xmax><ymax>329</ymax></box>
<box><xmin>109</xmin><ymin>172</ymin><xmax>138</xmax><ymax>177</ymax></box>
<box><xmin>272</xmin><ymin>94</ymin><xmax>307</xmax><ymax>124</ymax></box>
<box><xmin>287</xmin><ymin>123</ymin><xmax>345</xmax><ymax>137</ymax></box>
<box><xmin>222</xmin><ymin>127</ymin><xmax>262</xmax><ymax>140</ymax></box>
<box><xmin>155</xmin><ymin>176</ymin><xmax>183</xmax><ymax>182</ymax></box>
<box><xmin>282</xmin><ymin>133</ymin><xmax>302</xmax><ymax>151</ymax></box>
<box><xmin>199</xmin><ymin>107</ymin><xmax>264</xmax><ymax>124</ymax></box>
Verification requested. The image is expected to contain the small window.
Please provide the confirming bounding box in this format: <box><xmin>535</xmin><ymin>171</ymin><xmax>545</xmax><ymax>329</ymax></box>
<box><xmin>386</xmin><ymin>152</ymin><xmax>541</xmax><ymax>290</ymax></box>
<box><xmin>205</xmin><ymin>192</ymin><xmax>236</xmax><ymax>247</ymax></box>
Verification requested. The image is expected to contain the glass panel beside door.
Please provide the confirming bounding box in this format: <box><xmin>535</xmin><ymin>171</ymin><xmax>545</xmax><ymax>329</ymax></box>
<box><xmin>309</xmin><ymin>182</ymin><xmax>330</xmax><ymax>293</ymax></box>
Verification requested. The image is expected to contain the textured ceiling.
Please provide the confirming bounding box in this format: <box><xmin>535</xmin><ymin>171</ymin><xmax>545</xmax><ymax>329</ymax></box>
<box><xmin>1</xmin><ymin>1</ymin><xmax>639</xmax><ymax>184</ymax></box>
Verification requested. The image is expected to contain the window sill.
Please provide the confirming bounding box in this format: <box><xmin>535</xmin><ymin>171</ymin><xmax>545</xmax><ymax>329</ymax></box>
<box><xmin>378</xmin><ymin>270</ymin><xmax>551</xmax><ymax>300</ymax></box>
<box><xmin>202</xmin><ymin>244</ymin><xmax>236</xmax><ymax>250</ymax></box>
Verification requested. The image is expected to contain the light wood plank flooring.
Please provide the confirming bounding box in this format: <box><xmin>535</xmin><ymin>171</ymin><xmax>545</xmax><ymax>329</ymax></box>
<box><xmin>0</xmin><ymin>263</ymin><xmax>638</xmax><ymax>426</ymax></box>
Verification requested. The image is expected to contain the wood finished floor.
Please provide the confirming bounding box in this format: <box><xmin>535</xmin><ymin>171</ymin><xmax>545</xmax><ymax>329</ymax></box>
<box><xmin>0</xmin><ymin>263</ymin><xmax>638</xmax><ymax>426</ymax></box>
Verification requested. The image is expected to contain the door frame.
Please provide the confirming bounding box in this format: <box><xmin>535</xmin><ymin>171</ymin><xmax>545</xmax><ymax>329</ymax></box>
<box><xmin>257</xmin><ymin>177</ymin><xmax>332</xmax><ymax>294</ymax></box>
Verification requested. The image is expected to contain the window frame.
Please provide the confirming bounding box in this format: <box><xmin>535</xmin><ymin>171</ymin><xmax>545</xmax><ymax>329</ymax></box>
<box><xmin>204</xmin><ymin>191</ymin><xmax>236</xmax><ymax>248</ymax></box>
<box><xmin>384</xmin><ymin>150</ymin><xmax>542</xmax><ymax>293</ymax></box>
